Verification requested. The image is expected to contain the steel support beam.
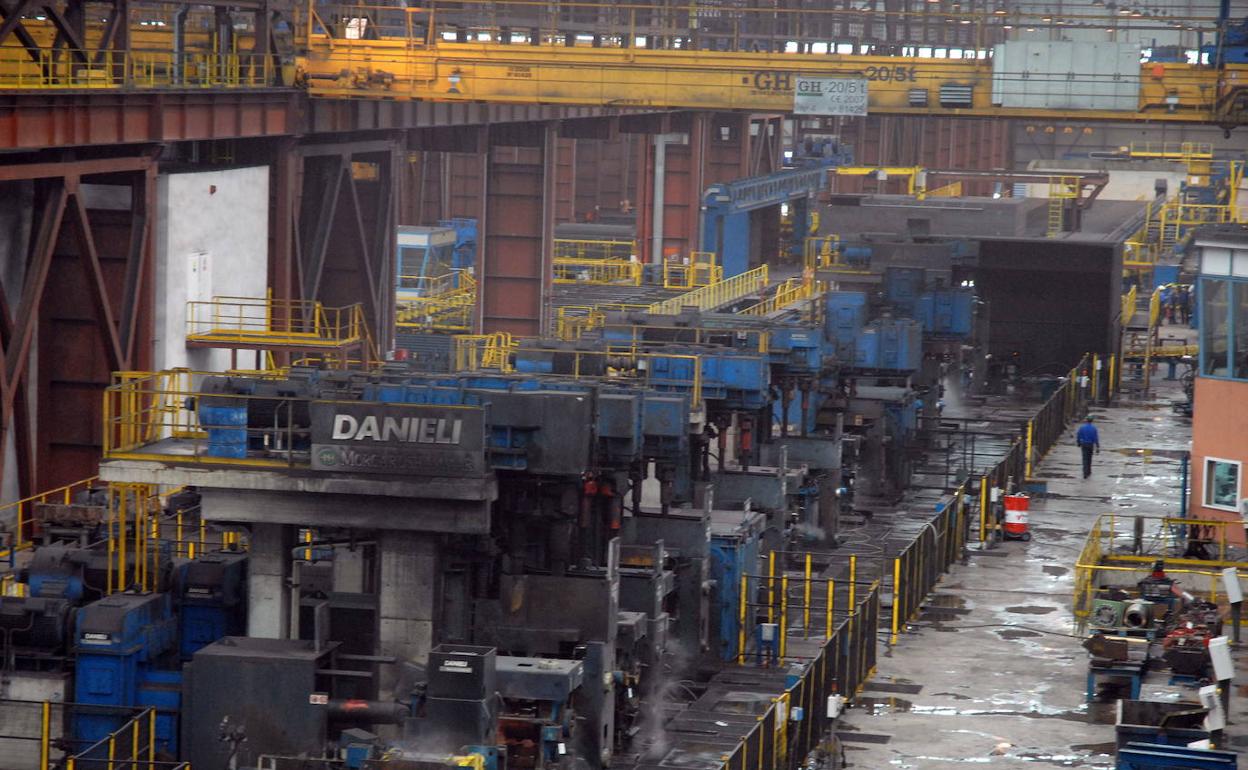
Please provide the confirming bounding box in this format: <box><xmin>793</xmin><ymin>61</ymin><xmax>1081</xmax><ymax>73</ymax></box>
<box><xmin>478</xmin><ymin>123</ymin><xmax>556</xmax><ymax>336</ymax></box>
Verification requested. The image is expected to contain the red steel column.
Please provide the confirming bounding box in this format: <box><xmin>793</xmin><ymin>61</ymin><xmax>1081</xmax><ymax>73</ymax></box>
<box><xmin>478</xmin><ymin>123</ymin><xmax>556</xmax><ymax>336</ymax></box>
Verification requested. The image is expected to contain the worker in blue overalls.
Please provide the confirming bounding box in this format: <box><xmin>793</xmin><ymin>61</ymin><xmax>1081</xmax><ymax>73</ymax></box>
<box><xmin>1076</xmin><ymin>416</ymin><xmax>1100</xmax><ymax>479</ymax></box>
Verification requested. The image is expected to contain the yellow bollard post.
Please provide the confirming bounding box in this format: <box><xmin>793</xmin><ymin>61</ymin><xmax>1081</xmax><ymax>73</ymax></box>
<box><xmin>1092</xmin><ymin>353</ymin><xmax>1100</xmax><ymax>403</ymax></box>
<box><xmin>890</xmin><ymin>557</ymin><xmax>902</xmax><ymax>645</ymax></box>
<box><xmin>148</xmin><ymin>708</ymin><xmax>156</xmax><ymax>767</ymax></box>
<box><xmin>803</xmin><ymin>553</ymin><xmax>812</xmax><ymax>637</ymax></box>
<box><xmin>825</xmin><ymin>578</ymin><xmax>834</xmax><ymax>638</ymax></box>
<box><xmin>1025</xmin><ymin>420</ymin><xmax>1034</xmax><ymax>480</ymax></box>
<box><xmin>108</xmin><ymin>735</ymin><xmax>116</xmax><ymax>770</ymax></box>
<box><xmin>1109</xmin><ymin>354</ymin><xmax>1117</xmax><ymax>398</ymax></box>
<box><xmin>132</xmin><ymin>715</ymin><xmax>139</xmax><ymax>770</ymax></box>
<box><xmin>738</xmin><ymin>575</ymin><xmax>747</xmax><ymax>666</ymax></box>
<box><xmin>118</xmin><ymin>491</ymin><xmax>127</xmax><ymax>592</ymax></box>
<box><xmin>40</xmin><ymin>701</ymin><xmax>50</xmax><ymax>770</ymax></box>
<box><xmin>779</xmin><ymin>576</ymin><xmax>788</xmax><ymax>661</ymax></box>
<box><xmin>979</xmin><ymin>475</ymin><xmax>990</xmax><ymax>543</ymax></box>
<box><xmin>767</xmin><ymin>551</ymin><xmax>775</xmax><ymax>624</ymax></box>
<box><xmin>848</xmin><ymin>555</ymin><xmax>857</xmax><ymax>615</ymax></box>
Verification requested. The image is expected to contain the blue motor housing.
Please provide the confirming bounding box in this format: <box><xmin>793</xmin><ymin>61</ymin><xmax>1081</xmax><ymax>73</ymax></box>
<box><xmin>73</xmin><ymin>593</ymin><xmax>180</xmax><ymax>753</ymax></box>
<box><xmin>916</xmin><ymin>289</ymin><xmax>974</xmax><ymax>337</ymax></box>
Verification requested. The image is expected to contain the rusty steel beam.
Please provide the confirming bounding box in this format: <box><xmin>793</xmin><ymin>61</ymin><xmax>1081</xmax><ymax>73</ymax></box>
<box><xmin>0</xmin><ymin>90</ymin><xmax>298</xmax><ymax>151</ymax></box>
<box><xmin>4</xmin><ymin>182</ymin><xmax>66</xmax><ymax>393</ymax></box>
<box><xmin>478</xmin><ymin>124</ymin><xmax>556</xmax><ymax>336</ymax></box>
<box><xmin>66</xmin><ymin>188</ymin><xmax>126</xmax><ymax>371</ymax></box>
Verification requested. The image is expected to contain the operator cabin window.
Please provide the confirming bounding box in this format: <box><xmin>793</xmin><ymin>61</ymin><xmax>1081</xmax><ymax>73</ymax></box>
<box><xmin>1199</xmin><ymin>245</ymin><xmax>1248</xmax><ymax>379</ymax></box>
<box><xmin>1204</xmin><ymin>458</ymin><xmax>1240</xmax><ymax>512</ymax></box>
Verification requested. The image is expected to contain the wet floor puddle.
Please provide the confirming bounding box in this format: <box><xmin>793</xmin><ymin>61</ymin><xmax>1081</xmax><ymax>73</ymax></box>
<box><xmin>996</xmin><ymin>628</ymin><xmax>1042</xmax><ymax>639</ymax></box>
<box><xmin>1110</xmin><ymin>447</ymin><xmax>1188</xmax><ymax>461</ymax></box>
<box><xmin>1042</xmin><ymin>565</ymin><xmax>1069</xmax><ymax>577</ymax></box>
<box><xmin>1005</xmin><ymin>605</ymin><xmax>1057</xmax><ymax>615</ymax></box>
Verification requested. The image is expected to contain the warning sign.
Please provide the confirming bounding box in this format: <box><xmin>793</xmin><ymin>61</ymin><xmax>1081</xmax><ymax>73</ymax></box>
<box><xmin>793</xmin><ymin>77</ymin><xmax>869</xmax><ymax>116</ymax></box>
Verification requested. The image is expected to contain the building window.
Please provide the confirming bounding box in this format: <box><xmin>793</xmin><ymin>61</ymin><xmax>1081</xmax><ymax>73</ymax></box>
<box><xmin>1201</xmin><ymin>278</ymin><xmax>1229</xmax><ymax>376</ymax></box>
<box><xmin>1204</xmin><ymin>457</ymin><xmax>1241</xmax><ymax>512</ymax></box>
<box><xmin>1236</xmin><ymin>282</ymin><xmax>1248</xmax><ymax>379</ymax></box>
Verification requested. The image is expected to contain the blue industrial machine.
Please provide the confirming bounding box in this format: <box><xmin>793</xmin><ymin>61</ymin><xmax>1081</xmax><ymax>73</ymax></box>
<box><xmin>1203</xmin><ymin>0</ymin><xmax>1248</xmax><ymax>65</ymax></box>
<box><xmin>438</xmin><ymin>217</ymin><xmax>478</xmax><ymax>270</ymax></box>
<box><xmin>171</xmin><ymin>552</ymin><xmax>248</xmax><ymax>660</ymax></box>
<box><xmin>700</xmin><ymin>159</ymin><xmax>848</xmax><ymax>277</ymax></box>
<box><xmin>708</xmin><ymin>509</ymin><xmax>764</xmax><ymax>661</ymax></box>
<box><xmin>72</xmin><ymin>592</ymin><xmax>181</xmax><ymax>753</ymax></box>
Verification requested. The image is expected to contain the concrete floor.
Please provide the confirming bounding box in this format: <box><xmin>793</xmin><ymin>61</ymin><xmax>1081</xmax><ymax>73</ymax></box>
<box><xmin>836</xmin><ymin>359</ymin><xmax>1248</xmax><ymax>767</ymax></box>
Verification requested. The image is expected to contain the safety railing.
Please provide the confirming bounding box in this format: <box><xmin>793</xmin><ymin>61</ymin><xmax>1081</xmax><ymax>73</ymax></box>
<box><xmin>739</xmin><ymin>277</ymin><xmax>820</xmax><ymax>316</ymax></box>
<box><xmin>1127</xmin><ymin>141</ymin><xmax>1214</xmax><ymax>161</ymax></box>
<box><xmin>0</xmin><ymin>476</ymin><xmax>101</xmax><ymax>557</ymax></box>
<box><xmin>724</xmin><ymin>578</ymin><xmax>880</xmax><ymax>770</ymax></box>
<box><xmin>553</xmin><ymin>303</ymin><xmax>651</xmax><ymax>340</ymax></box>
<box><xmin>974</xmin><ymin>353</ymin><xmax>1092</xmax><ymax>543</ymax></box>
<box><xmin>804</xmin><ymin>235</ymin><xmax>845</xmax><ymax>270</ymax></box>
<box><xmin>1120</xmin><ymin>284</ymin><xmax>1138</xmax><ymax>326</ymax></box>
<box><xmin>1046</xmin><ymin>176</ymin><xmax>1079</xmax><ymax>238</ymax></box>
<box><xmin>67</xmin><ymin>707</ymin><xmax>160</xmax><ymax>770</ymax></box>
<box><xmin>397</xmin><ymin>268</ymin><xmax>473</xmax><ymax>298</ymax></box>
<box><xmin>598</xmin><ymin>322</ymin><xmax>770</xmax><ymax>356</ymax></box>
<box><xmin>103</xmin><ymin>370</ymin><xmax>308</xmax><ymax>468</ymax></box>
<box><xmin>1123</xmin><ymin>197</ymin><xmax>1163</xmax><ymax>269</ymax></box>
<box><xmin>452</xmin><ymin>333</ymin><xmax>516</xmax><ymax>372</ymax></box>
<box><xmin>890</xmin><ymin>485</ymin><xmax>968</xmax><ymax>644</ymax></box>
<box><xmin>1073</xmin><ymin>513</ymin><xmax>1248</xmax><ymax>630</ymax></box>
<box><xmin>0</xmin><ymin>699</ymin><xmax>182</xmax><ymax>770</ymax></box>
<box><xmin>662</xmin><ymin>252</ymin><xmax>722</xmax><ymax>290</ymax></box>
<box><xmin>648</xmin><ymin>265</ymin><xmax>769</xmax><ymax>315</ymax></box>
<box><xmin>457</xmin><ymin>346</ymin><xmax>705</xmax><ymax>406</ymax></box>
<box><xmin>0</xmin><ymin>47</ymin><xmax>279</xmax><ymax>89</ymax></box>
<box><xmin>187</xmin><ymin>296</ymin><xmax>375</xmax><ymax>356</ymax></box>
<box><xmin>305</xmin><ymin>0</ymin><xmax>1089</xmax><ymax>52</ymax></box>
<box><xmin>396</xmin><ymin>272</ymin><xmax>477</xmax><ymax>332</ymax></box>
<box><xmin>553</xmin><ymin>238</ymin><xmax>635</xmax><ymax>261</ymax></box>
<box><xmin>553</xmin><ymin>257</ymin><xmax>642</xmax><ymax>286</ymax></box>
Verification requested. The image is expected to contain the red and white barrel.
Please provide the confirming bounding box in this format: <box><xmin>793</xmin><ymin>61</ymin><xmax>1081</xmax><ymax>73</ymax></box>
<box><xmin>1003</xmin><ymin>493</ymin><xmax>1030</xmax><ymax>539</ymax></box>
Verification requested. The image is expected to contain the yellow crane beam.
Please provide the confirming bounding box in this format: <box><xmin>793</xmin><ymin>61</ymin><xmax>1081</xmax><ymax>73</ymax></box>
<box><xmin>1</xmin><ymin>2</ymin><xmax>1243</xmax><ymax>127</ymax></box>
<box><xmin>300</xmin><ymin>38</ymin><xmax>1247</xmax><ymax>126</ymax></box>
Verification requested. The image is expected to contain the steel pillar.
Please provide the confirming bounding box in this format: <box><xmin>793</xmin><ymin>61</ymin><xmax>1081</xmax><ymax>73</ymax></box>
<box><xmin>292</xmin><ymin>138</ymin><xmax>400</xmax><ymax>353</ymax></box>
<box><xmin>635</xmin><ymin>112</ymin><xmax>756</xmax><ymax>263</ymax></box>
<box><xmin>0</xmin><ymin>154</ymin><xmax>155</xmax><ymax>494</ymax></box>
<box><xmin>477</xmin><ymin>123</ymin><xmax>557</xmax><ymax>336</ymax></box>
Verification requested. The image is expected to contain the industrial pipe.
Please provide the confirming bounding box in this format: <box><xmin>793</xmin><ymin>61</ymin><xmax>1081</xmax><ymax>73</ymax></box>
<box><xmin>1123</xmin><ymin>600</ymin><xmax>1150</xmax><ymax>629</ymax></box>
<box><xmin>328</xmin><ymin>699</ymin><xmax>410</xmax><ymax>725</ymax></box>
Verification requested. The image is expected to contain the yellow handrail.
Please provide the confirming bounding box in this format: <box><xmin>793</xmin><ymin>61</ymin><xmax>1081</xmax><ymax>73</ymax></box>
<box><xmin>649</xmin><ymin>265</ymin><xmax>769</xmax><ymax>315</ymax></box>
<box><xmin>187</xmin><ymin>296</ymin><xmax>377</xmax><ymax>360</ymax></box>
<box><xmin>662</xmin><ymin>252</ymin><xmax>722</xmax><ymax>290</ymax></box>
<box><xmin>553</xmin><ymin>238</ymin><xmax>635</xmax><ymax>261</ymax></box>
<box><xmin>453</xmin><ymin>333</ymin><xmax>516</xmax><ymax>371</ymax></box>
<box><xmin>0</xmin><ymin>476</ymin><xmax>101</xmax><ymax>557</ymax></box>
<box><xmin>397</xmin><ymin>271</ymin><xmax>477</xmax><ymax>332</ymax></box>
<box><xmin>739</xmin><ymin>277</ymin><xmax>820</xmax><ymax>316</ymax></box>
<box><xmin>553</xmin><ymin>257</ymin><xmax>642</xmax><ymax>286</ymax></box>
<box><xmin>1119</xmin><ymin>284</ymin><xmax>1137</xmax><ymax>324</ymax></box>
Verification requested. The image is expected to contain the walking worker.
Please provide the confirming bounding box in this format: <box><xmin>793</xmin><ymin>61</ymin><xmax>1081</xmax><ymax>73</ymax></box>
<box><xmin>1076</xmin><ymin>416</ymin><xmax>1100</xmax><ymax>479</ymax></box>
<box><xmin>1178</xmin><ymin>285</ymin><xmax>1192</xmax><ymax>326</ymax></box>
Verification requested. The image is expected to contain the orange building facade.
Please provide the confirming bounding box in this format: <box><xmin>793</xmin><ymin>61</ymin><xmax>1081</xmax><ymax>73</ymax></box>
<box><xmin>1189</xmin><ymin>226</ymin><xmax>1248</xmax><ymax>545</ymax></box>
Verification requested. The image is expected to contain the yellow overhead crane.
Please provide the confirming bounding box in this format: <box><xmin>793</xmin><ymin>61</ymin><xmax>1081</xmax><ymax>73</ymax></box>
<box><xmin>1</xmin><ymin>1</ymin><xmax>1244</xmax><ymax>127</ymax></box>
<box><xmin>298</xmin><ymin>2</ymin><xmax>1248</xmax><ymax>126</ymax></box>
